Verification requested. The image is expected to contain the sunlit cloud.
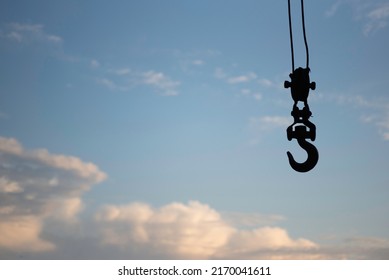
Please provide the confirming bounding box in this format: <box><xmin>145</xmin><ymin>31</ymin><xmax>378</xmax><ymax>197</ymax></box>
<box><xmin>0</xmin><ymin>136</ymin><xmax>387</xmax><ymax>260</ymax></box>
<box><xmin>95</xmin><ymin>201</ymin><xmax>318</xmax><ymax>259</ymax></box>
<box><xmin>0</xmin><ymin>136</ymin><xmax>106</xmax><ymax>253</ymax></box>
<box><xmin>222</xmin><ymin>211</ymin><xmax>285</xmax><ymax>228</ymax></box>
<box><xmin>0</xmin><ymin>216</ymin><xmax>55</xmax><ymax>252</ymax></box>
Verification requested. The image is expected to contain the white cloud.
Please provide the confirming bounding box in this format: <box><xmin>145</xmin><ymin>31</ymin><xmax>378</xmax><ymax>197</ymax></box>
<box><xmin>250</xmin><ymin>116</ymin><xmax>291</xmax><ymax>130</ymax></box>
<box><xmin>97</xmin><ymin>78</ymin><xmax>120</xmax><ymax>91</ymax></box>
<box><xmin>258</xmin><ymin>78</ymin><xmax>274</xmax><ymax>87</ymax></box>
<box><xmin>0</xmin><ymin>216</ymin><xmax>55</xmax><ymax>252</ymax></box>
<box><xmin>368</xmin><ymin>3</ymin><xmax>389</xmax><ymax>20</ymax></box>
<box><xmin>47</xmin><ymin>35</ymin><xmax>63</xmax><ymax>43</ymax></box>
<box><xmin>222</xmin><ymin>212</ymin><xmax>284</xmax><ymax>228</ymax></box>
<box><xmin>90</xmin><ymin>59</ymin><xmax>100</xmax><ymax>68</ymax></box>
<box><xmin>329</xmin><ymin>93</ymin><xmax>389</xmax><ymax>141</ymax></box>
<box><xmin>0</xmin><ymin>177</ymin><xmax>23</xmax><ymax>193</ymax></box>
<box><xmin>114</xmin><ymin>68</ymin><xmax>131</xmax><ymax>75</ymax></box>
<box><xmin>214</xmin><ymin>67</ymin><xmax>227</xmax><ymax>79</ymax></box>
<box><xmin>192</xmin><ymin>59</ymin><xmax>205</xmax><ymax>66</ymax></box>
<box><xmin>318</xmin><ymin>236</ymin><xmax>389</xmax><ymax>259</ymax></box>
<box><xmin>325</xmin><ymin>1</ymin><xmax>342</xmax><ymax>17</ymax></box>
<box><xmin>220</xmin><ymin>227</ymin><xmax>317</xmax><ymax>259</ymax></box>
<box><xmin>142</xmin><ymin>70</ymin><xmax>180</xmax><ymax>96</ymax></box>
<box><xmin>7</xmin><ymin>31</ymin><xmax>22</xmax><ymax>42</ymax></box>
<box><xmin>239</xmin><ymin>89</ymin><xmax>262</xmax><ymax>102</ymax></box>
<box><xmin>253</xmin><ymin>93</ymin><xmax>263</xmax><ymax>101</ymax></box>
<box><xmin>0</xmin><ymin>136</ymin><xmax>106</xmax><ymax>253</ymax></box>
<box><xmin>227</xmin><ymin>72</ymin><xmax>257</xmax><ymax>84</ymax></box>
<box><xmin>364</xmin><ymin>3</ymin><xmax>389</xmax><ymax>35</ymax></box>
<box><xmin>95</xmin><ymin>201</ymin><xmax>317</xmax><ymax>259</ymax></box>
<box><xmin>96</xmin><ymin>201</ymin><xmax>233</xmax><ymax>258</ymax></box>
<box><xmin>325</xmin><ymin>1</ymin><xmax>389</xmax><ymax>35</ymax></box>
<box><xmin>248</xmin><ymin>116</ymin><xmax>291</xmax><ymax>145</ymax></box>
<box><xmin>4</xmin><ymin>23</ymin><xmax>63</xmax><ymax>44</ymax></box>
<box><xmin>0</xmin><ymin>136</ymin><xmax>387</xmax><ymax>259</ymax></box>
<box><xmin>97</xmin><ymin>68</ymin><xmax>180</xmax><ymax>96</ymax></box>
<box><xmin>376</xmin><ymin>114</ymin><xmax>389</xmax><ymax>140</ymax></box>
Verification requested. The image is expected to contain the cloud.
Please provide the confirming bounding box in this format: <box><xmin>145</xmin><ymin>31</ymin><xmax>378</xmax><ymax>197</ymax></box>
<box><xmin>214</xmin><ymin>68</ymin><xmax>280</xmax><ymax>99</ymax></box>
<box><xmin>95</xmin><ymin>201</ymin><xmax>234</xmax><ymax>259</ymax></box>
<box><xmin>227</xmin><ymin>72</ymin><xmax>257</xmax><ymax>84</ymax></box>
<box><xmin>329</xmin><ymin>93</ymin><xmax>389</xmax><ymax>140</ymax></box>
<box><xmin>376</xmin><ymin>114</ymin><xmax>389</xmax><ymax>140</ymax></box>
<box><xmin>317</xmin><ymin>236</ymin><xmax>389</xmax><ymax>259</ymax></box>
<box><xmin>95</xmin><ymin>201</ymin><xmax>317</xmax><ymax>259</ymax></box>
<box><xmin>114</xmin><ymin>68</ymin><xmax>131</xmax><ymax>75</ymax></box>
<box><xmin>325</xmin><ymin>1</ymin><xmax>342</xmax><ymax>17</ymax></box>
<box><xmin>219</xmin><ymin>227</ymin><xmax>317</xmax><ymax>259</ymax></box>
<box><xmin>3</xmin><ymin>23</ymin><xmax>63</xmax><ymax>44</ymax></box>
<box><xmin>90</xmin><ymin>59</ymin><xmax>100</xmax><ymax>68</ymax></box>
<box><xmin>325</xmin><ymin>1</ymin><xmax>389</xmax><ymax>35</ymax></box>
<box><xmin>97</xmin><ymin>68</ymin><xmax>180</xmax><ymax>96</ymax></box>
<box><xmin>363</xmin><ymin>3</ymin><xmax>389</xmax><ymax>35</ymax></box>
<box><xmin>141</xmin><ymin>70</ymin><xmax>180</xmax><ymax>96</ymax></box>
<box><xmin>247</xmin><ymin>116</ymin><xmax>291</xmax><ymax>145</ymax></box>
<box><xmin>240</xmin><ymin>89</ymin><xmax>262</xmax><ymax>102</ymax></box>
<box><xmin>258</xmin><ymin>78</ymin><xmax>275</xmax><ymax>88</ymax></box>
<box><xmin>0</xmin><ymin>144</ymin><xmax>387</xmax><ymax>261</ymax></box>
<box><xmin>0</xmin><ymin>177</ymin><xmax>23</xmax><ymax>193</ymax></box>
<box><xmin>222</xmin><ymin>211</ymin><xmax>285</xmax><ymax>228</ymax></box>
<box><xmin>249</xmin><ymin>116</ymin><xmax>291</xmax><ymax>131</ymax></box>
<box><xmin>97</xmin><ymin>78</ymin><xmax>124</xmax><ymax>91</ymax></box>
<box><xmin>0</xmin><ymin>136</ymin><xmax>106</xmax><ymax>253</ymax></box>
<box><xmin>192</xmin><ymin>59</ymin><xmax>205</xmax><ymax>66</ymax></box>
<box><xmin>0</xmin><ymin>216</ymin><xmax>55</xmax><ymax>252</ymax></box>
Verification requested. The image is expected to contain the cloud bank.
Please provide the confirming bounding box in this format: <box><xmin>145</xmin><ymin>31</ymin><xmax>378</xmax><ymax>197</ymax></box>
<box><xmin>95</xmin><ymin>201</ymin><xmax>318</xmax><ymax>259</ymax></box>
<box><xmin>1</xmin><ymin>136</ymin><xmax>389</xmax><ymax>259</ymax></box>
<box><xmin>0</xmin><ymin>136</ymin><xmax>106</xmax><ymax>253</ymax></box>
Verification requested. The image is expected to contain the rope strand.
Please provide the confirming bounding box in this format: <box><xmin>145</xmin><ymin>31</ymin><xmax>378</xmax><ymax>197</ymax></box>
<box><xmin>301</xmin><ymin>0</ymin><xmax>309</xmax><ymax>68</ymax></box>
<box><xmin>288</xmin><ymin>0</ymin><xmax>295</xmax><ymax>71</ymax></box>
<box><xmin>287</xmin><ymin>0</ymin><xmax>310</xmax><ymax>70</ymax></box>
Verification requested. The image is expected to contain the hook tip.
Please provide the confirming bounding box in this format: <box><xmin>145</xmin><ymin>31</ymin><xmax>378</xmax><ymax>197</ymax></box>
<box><xmin>286</xmin><ymin>141</ymin><xmax>319</xmax><ymax>173</ymax></box>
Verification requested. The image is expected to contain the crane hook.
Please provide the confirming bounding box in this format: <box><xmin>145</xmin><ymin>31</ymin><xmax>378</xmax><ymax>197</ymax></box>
<box><xmin>287</xmin><ymin>136</ymin><xmax>319</xmax><ymax>173</ymax></box>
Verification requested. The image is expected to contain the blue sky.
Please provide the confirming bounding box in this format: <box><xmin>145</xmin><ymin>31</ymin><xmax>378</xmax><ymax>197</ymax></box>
<box><xmin>1</xmin><ymin>0</ymin><xmax>389</xmax><ymax>259</ymax></box>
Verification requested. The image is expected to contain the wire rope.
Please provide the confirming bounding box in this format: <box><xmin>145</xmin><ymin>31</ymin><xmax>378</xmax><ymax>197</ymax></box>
<box><xmin>287</xmin><ymin>0</ymin><xmax>310</xmax><ymax>70</ymax></box>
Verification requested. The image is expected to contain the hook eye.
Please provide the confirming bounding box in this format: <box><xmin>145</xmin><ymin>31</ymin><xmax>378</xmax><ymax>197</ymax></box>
<box><xmin>287</xmin><ymin>138</ymin><xmax>319</xmax><ymax>173</ymax></box>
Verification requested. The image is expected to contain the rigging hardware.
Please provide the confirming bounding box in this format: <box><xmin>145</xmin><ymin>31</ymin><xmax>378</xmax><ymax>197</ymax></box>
<box><xmin>285</xmin><ymin>0</ymin><xmax>318</xmax><ymax>172</ymax></box>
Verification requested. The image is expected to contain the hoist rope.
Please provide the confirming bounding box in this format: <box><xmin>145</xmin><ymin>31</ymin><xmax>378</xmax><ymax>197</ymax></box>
<box><xmin>287</xmin><ymin>0</ymin><xmax>310</xmax><ymax>71</ymax></box>
<box><xmin>301</xmin><ymin>0</ymin><xmax>309</xmax><ymax>69</ymax></box>
<box><xmin>287</xmin><ymin>0</ymin><xmax>295</xmax><ymax>71</ymax></box>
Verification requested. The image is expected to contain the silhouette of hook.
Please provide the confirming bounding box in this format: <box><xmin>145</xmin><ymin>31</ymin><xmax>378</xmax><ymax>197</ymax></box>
<box><xmin>287</xmin><ymin>137</ymin><xmax>319</xmax><ymax>173</ymax></box>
